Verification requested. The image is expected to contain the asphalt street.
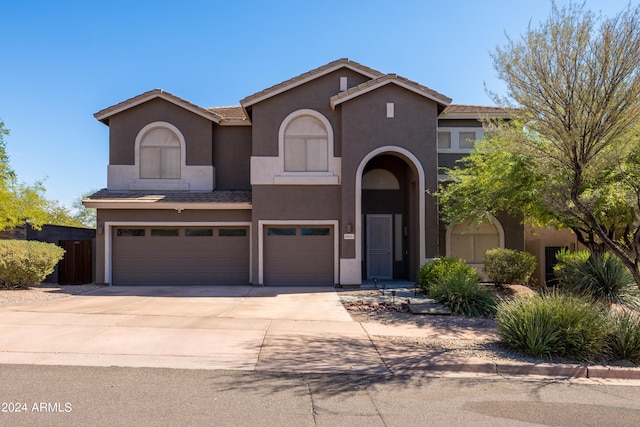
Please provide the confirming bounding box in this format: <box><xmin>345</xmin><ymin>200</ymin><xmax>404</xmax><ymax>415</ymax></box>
<box><xmin>1</xmin><ymin>365</ymin><xmax>639</xmax><ymax>427</ymax></box>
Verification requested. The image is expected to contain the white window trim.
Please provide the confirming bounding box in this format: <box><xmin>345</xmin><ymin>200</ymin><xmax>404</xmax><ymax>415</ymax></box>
<box><xmin>104</xmin><ymin>221</ymin><xmax>252</xmax><ymax>285</ymax></box>
<box><xmin>257</xmin><ymin>220</ymin><xmax>339</xmax><ymax>286</ymax></box>
<box><xmin>437</xmin><ymin>127</ymin><xmax>484</xmax><ymax>153</ymax></box>
<box><xmin>135</xmin><ymin>121</ymin><xmax>186</xmax><ymax>178</ymax></box>
<box><xmin>250</xmin><ymin>109</ymin><xmax>340</xmax><ymax>185</ymax></box>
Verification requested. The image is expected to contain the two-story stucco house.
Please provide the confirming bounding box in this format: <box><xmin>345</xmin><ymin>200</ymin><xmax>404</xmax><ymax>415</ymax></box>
<box><xmin>84</xmin><ymin>58</ymin><xmax>527</xmax><ymax>287</ymax></box>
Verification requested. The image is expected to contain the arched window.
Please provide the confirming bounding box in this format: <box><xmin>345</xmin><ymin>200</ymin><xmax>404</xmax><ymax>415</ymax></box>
<box><xmin>448</xmin><ymin>219</ymin><xmax>503</xmax><ymax>264</ymax></box>
<box><xmin>283</xmin><ymin>114</ymin><xmax>328</xmax><ymax>172</ymax></box>
<box><xmin>139</xmin><ymin>126</ymin><xmax>181</xmax><ymax>179</ymax></box>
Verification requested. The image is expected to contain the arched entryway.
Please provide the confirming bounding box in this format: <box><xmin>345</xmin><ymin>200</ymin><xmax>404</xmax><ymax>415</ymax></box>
<box><xmin>356</xmin><ymin>147</ymin><xmax>425</xmax><ymax>282</ymax></box>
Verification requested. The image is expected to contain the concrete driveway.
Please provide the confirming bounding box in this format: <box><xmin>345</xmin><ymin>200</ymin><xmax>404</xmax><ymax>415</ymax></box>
<box><xmin>0</xmin><ymin>286</ymin><xmax>388</xmax><ymax>373</ymax></box>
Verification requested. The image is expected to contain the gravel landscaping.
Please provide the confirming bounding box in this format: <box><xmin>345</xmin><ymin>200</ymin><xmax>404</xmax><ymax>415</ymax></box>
<box><xmin>0</xmin><ymin>283</ymin><xmax>105</xmax><ymax>306</ymax></box>
<box><xmin>337</xmin><ymin>285</ymin><xmax>639</xmax><ymax>367</ymax></box>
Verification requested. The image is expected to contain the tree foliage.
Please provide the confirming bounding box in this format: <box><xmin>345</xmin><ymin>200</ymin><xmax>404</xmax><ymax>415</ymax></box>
<box><xmin>0</xmin><ymin>121</ymin><xmax>90</xmax><ymax>230</ymax></box>
<box><xmin>72</xmin><ymin>189</ymin><xmax>97</xmax><ymax>228</ymax></box>
<box><xmin>439</xmin><ymin>2</ymin><xmax>640</xmax><ymax>287</ymax></box>
<box><xmin>0</xmin><ymin>121</ymin><xmax>51</xmax><ymax>230</ymax></box>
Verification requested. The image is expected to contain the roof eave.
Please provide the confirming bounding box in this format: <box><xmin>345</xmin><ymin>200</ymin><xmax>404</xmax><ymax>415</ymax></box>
<box><xmin>82</xmin><ymin>200</ymin><xmax>253</xmax><ymax>210</ymax></box>
<box><xmin>330</xmin><ymin>78</ymin><xmax>452</xmax><ymax>110</ymax></box>
<box><xmin>94</xmin><ymin>90</ymin><xmax>222</xmax><ymax>125</ymax></box>
<box><xmin>438</xmin><ymin>111</ymin><xmax>512</xmax><ymax>120</ymax></box>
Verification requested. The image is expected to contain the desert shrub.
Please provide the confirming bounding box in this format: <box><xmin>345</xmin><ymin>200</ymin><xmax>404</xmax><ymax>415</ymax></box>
<box><xmin>418</xmin><ymin>257</ymin><xmax>479</xmax><ymax>293</ymax></box>
<box><xmin>554</xmin><ymin>250</ymin><xmax>639</xmax><ymax>309</ymax></box>
<box><xmin>484</xmin><ymin>248</ymin><xmax>537</xmax><ymax>286</ymax></box>
<box><xmin>0</xmin><ymin>240</ymin><xmax>65</xmax><ymax>289</ymax></box>
<box><xmin>429</xmin><ymin>270</ymin><xmax>496</xmax><ymax>317</ymax></box>
<box><xmin>496</xmin><ymin>291</ymin><xmax>610</xmax><ymax>360</ymax></box>
<box><xmin>607</xmin><ymin>310</ymin><xmax>640</xmax><ymax>363</ymax></box>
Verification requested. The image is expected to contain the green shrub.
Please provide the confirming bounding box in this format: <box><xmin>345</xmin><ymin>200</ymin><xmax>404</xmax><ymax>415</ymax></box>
<box><xmin>554</xmin><ymin>250</ymin><xmax>639</xmax><ymax>309</ymax></box>
<box><xmin>429</xmin><ymin>270</ymin><xmax>496</xmax><ymax>317</ymax></box>
<box><xmin>607</xmin><ymin>310</ymin><xmax>640</xmax><ymax>363</ymax></box>
<box><xmin>418</xmin><ymin>257</ymin><xmax>479</xmax><ymax>293</ymax></box>
<box><xmin>483</xmin><ymin>248</ymin><xmax>537</xmax><ymax>286</ymax></box>
<box><xmin>496</xmin><ymin>291</ymin><xmax>610</xmax><ymax>360</ymax></box>
<box><xmin>0</xmin><ymin>240</ymin><xmax>65</xmax><ymax>289</ymax></box>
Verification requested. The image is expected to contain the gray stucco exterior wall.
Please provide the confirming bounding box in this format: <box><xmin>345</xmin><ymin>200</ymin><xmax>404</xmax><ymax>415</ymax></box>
<box><xmin>213</xmin><ymin>125</ymin><xmax>252</xmax><ymax>189</ymax></box>
<box><xmin>108</xmin><ymin>98</ymin><xmax>213</xmax><ymax>166</ymax></box>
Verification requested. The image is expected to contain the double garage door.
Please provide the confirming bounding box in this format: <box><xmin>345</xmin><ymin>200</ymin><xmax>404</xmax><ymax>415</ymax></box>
<box><xmin>113</xmin><ymin>226</ymin><xmax>249</xmax><ymax>285</ymax></box>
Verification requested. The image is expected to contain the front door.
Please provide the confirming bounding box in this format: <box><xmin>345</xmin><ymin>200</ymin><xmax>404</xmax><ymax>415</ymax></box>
<box><xmin>366</xmin><ymin>214</ymin><xmax>393</xmax><ymax>279</ymax></box>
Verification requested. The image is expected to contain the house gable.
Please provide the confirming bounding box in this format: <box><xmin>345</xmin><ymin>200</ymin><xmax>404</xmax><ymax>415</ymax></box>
<box><xmin>104</xmin><ymin>96</ymin><xmax>215</xmax><ymax>191</ymax></box>
<box><xmin>240</xmin><ymin>58</ymin><xmax>384</xmax><ymax>109</ymax></box>
<box><xmin>330</xmin><ymin>74</ymin><xmax>452</xmax><ymax>110</ymax></box>
<box><xmin>95</xmin><ymin>89</ymin><xmax>221</xmax><ymax>125</ymax></box>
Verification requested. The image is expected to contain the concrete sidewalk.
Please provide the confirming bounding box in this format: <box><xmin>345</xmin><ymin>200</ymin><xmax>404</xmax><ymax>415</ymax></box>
<box><xmin>0</xmin><ymin>285</ymin><xmax>638</xmax><ymax>380</ymax></box>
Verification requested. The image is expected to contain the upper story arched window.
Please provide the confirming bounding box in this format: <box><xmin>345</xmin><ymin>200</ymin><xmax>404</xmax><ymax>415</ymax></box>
<box><xmin>137</xmin><ymin>123</ymin><xmax>183</xmax><ymax>179</ymax></box>
<box><xmin>282</xmin><ymin>111</ymin><xmax>330</xmax><ymax>172</ymax></box>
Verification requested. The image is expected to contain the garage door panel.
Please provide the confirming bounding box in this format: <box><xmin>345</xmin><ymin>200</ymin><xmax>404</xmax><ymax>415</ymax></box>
<box><xmin>264</xmin><ymin>225</ymin><xmax>334</xmax><ymax>286</ymax></box>
<box><xmin>113</xmin><ymin>227</ymin><xmax>249</xmax><ymax>285</ymax></box>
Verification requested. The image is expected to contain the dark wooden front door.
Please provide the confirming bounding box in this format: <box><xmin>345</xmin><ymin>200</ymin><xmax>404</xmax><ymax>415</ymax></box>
<box><xmin>59</xmin><ymin>240</ymin><xmax>93</xmax><ymax>285</ymax></box>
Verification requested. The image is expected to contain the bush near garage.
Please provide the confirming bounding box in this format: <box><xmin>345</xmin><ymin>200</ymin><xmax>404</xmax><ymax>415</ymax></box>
<box><xmin>418</xmin><ymin>257</ymin><xmax>479</xmax><ymax>293</ymax></box>
<box><xmin>553</xmin><ymin>249</ymin><xmax>640</xmax><ymax>309</ymax></box>
<box><xmin>0</xmin><ymin>240</ymin><xmax>65</xmax><ymax>289</ymax></box>
<box><xmin>484</xmin><ymin>248</ymin><xmax>537</xmax><ymax>286</ymax></box>
<box><xmin>496</xmin><ymin>291</ymin><xmax>610</xmax><ymax>360</ymax></box>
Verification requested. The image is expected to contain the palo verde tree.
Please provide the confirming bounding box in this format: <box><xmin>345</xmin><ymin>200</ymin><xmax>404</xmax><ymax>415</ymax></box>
<box><xmin>439</xmin><ymin>2</ymin><xmax>640</xmax><ymax>287</ymax></box>
<box><xmin>0</xmin><ymin>121</ymin><xmax>51</xmax><ymax>230</ymax></box>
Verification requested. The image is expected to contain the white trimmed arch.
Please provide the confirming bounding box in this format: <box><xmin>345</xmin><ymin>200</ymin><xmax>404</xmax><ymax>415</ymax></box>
<box><xmin>340</xmin><ymin>146</ymin><xmax>426</xmax><ymax>284</ymax></box>
<box><xmin>134</xmin><ymin>121</ymin><xmax>187</xmax><ymax>177</ymax></box>
<box><xmin>278</xmin><ymin>109</ymin><xmax>334</xmax><ymax>172</ymax></box>
<box><xmin>445</xmin><ymin>215</ymin><xmax>505</xmax><ymax>262</ymax></box>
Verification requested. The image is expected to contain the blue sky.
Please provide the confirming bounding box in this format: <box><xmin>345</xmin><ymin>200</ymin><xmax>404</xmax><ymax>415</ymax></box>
<box><xmin>0</xmin><ymin>0</ymin><xmax>635</xmax><ymax>209</ymax></box>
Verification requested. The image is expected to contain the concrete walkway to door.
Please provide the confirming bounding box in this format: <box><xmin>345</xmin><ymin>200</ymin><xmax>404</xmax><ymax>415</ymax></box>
<box><xmin>0</xmin><ymin>286</ymin><xmax>389</xmax><ymax>374</ymax></box>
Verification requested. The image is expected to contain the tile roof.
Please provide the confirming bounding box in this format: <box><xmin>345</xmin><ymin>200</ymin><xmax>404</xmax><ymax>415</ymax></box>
<box><xmin>440</xmin><ymin>104</ymin><xmax>512</xmax><ymax>118</ymax></box>
<box><xmin>85</xmin><ymin>189</ymin><xmax>252</xmax><ymax>204</ymax></box>
<box><xmin>94</xmin><ymin>89</ymin><xmax>223</xmax><ymax>125</ymax></box>
<box><xmin>240</xmin><ymin>58</ymin><xmax>384</xmax><ymax>107</ymax></box>
<box><xmin>206</xmin><ymin>106</ymin><xmax>247</xmax><ymax>121</ymax></box>
<box><xmin>442</xmin><ymin>104</ymin><xmax>509</xmax><ymax>114</ymax></box>
<box><xmin>330</xmin><ymin>73</ymin><xmax>452</xmax><ymax>108</ymax></box>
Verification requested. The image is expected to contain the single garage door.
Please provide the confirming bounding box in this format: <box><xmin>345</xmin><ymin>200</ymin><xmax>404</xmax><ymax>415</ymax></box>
<box><xmin>264</xmin><ymin>225</ymin><xmax>334</xmax><ymax>286</ymax></box>
<box><xmin>113</xmin><ymin>226</ymin><xmax>249</xmax><ymax>285</ymax></box>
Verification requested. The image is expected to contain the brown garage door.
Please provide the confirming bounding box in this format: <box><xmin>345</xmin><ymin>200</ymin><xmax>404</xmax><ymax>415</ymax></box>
<box><xmin>264</xmin><ymin>225</ymin><xmax>334</xmax><ymax>286</ymax></box>
<box><xmin>113</xmin><ymin>226</ymin><xmax>249</xmax><ymax>285</ymax></box>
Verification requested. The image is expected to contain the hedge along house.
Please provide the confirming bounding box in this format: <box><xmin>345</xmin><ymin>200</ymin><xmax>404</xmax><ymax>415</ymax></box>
<box><xmin>84</xmin><ymin>58</ymin><xmax>525</xmax><ymax>287</ymax></box>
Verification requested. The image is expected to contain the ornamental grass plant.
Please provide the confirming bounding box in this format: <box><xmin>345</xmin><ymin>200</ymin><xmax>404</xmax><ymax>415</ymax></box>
<box><xmin>496</xmin><ymin>291</ymin><xmax>610</xmax><ymax>360</ymax></box>
<box><xmin>607</xmin><ymin>309</ymin><xmax>640</xmax><ymax>363</ymax></box>
<box><xmin>429</xmin><ymin>270</ymin><xmax>497</xmax><ymax>317</ymax></box>
<box><xmin>554</xmin><ymin>249</ymin><xmax>640</xmax><ymax>309</ymax></box>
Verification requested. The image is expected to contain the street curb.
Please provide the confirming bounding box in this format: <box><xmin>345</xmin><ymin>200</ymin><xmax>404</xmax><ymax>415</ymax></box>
<box><xmin>417</xmin><ymin>361</ymin><xmax>640</xmax><ymax>380</ymax></box>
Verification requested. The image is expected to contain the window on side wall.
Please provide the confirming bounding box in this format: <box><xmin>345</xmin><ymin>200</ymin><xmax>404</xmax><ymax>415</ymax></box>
<box><xmin>139</xmin><ymin>127</ymin><xmax>181</xmax><ymax>179</ymax></box>
<box><xmin>436</xmin><ymin>128</ymin><xmax>483</xmax><ymax>152</ymax></box>
<box><xmin>284</xmin><ymin>115</ymin><xmax>328</xmax><ymax>172</ymax></box>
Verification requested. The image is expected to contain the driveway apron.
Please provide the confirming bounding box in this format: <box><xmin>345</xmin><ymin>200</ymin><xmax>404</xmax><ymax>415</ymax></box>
<box><xmin>0</xmin><ymin>286</ymin><xmax>386</xmax><ymax>373</ymax></box>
